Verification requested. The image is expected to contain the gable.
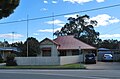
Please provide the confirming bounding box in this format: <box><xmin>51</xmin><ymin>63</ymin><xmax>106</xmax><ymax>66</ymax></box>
<box><xmin>40</xmin><ymin>39</ymin><xmax>55</xmax><ymax>45</ymax></box>
<box><xmin>40</xmin><ymin>38</ymin><xmax>59</xmax><ymax>46</ymax></box>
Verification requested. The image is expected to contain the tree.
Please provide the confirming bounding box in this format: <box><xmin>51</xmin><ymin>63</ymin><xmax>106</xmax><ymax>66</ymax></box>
<box><xmin>11</xmin><ymin>41</ymin><xmax>24</xmax><ymax>56</ymax></box>
<box><xmin>0</xmin><ymin>0</ymin><xmax>20</xmax><ymax>19</ymax></box>
<box><xmin>54</xmin><ymin>14</ymin><xmax>99</xmax><ymax>45</ymax></box>
<box><xmin>21</xmin><ymin>37</ymin><xmax>40</xmax><ymax>57</ymax></box>
<box><xmin>0</xmin><ymin>40</ymin><xmax>9</xmax><ymax>47</ymax></box>
<box><xmin>11</xmin><ymin>41</ymin><xmax>23</xmax><ymax>48</ymax></box>
<box><xmin>98</xmin><ymin>39</ymin><xmax>119</xmax><ymax>49</ymax></box>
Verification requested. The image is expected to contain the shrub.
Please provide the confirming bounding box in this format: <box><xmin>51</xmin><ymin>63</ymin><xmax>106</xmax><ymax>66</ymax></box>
<box><xmin>0</xmin><ymin>58</ymin><xmax>3</xmax><ymax>63</ymax></box>
<box><xmin>0</xmin><ymin>55</ymin><xmax>4</xmax><ymax>63</ymax></box>
<box><xmin>6</xmin><ymin>53</ymin><xmax>17</xmax><ymax>66</ymax></box>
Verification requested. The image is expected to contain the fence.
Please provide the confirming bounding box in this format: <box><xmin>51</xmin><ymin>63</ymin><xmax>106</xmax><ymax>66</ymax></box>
<box><xmin>15</xmin><ymin>57</ymin><xmax>60</xmax><ymax>65</ymax></box>
<box><xmin>60</xmin><ymin>55</ymin><xmax>83</xmax><ymax>65</ymax></box>
<box><xmin>15</xmin><ymin>55</ymin><xmax>83</xmax><ymax>65</ymax></box>
<box><xmin>97</xmin><ymin>54</ymin><xmax>120</xmax><ymax>61</ymax></box>
<box><xmin>113</xmin><ymin>54</ymin><xmax>120</xmax><ymax>61</ymax></box>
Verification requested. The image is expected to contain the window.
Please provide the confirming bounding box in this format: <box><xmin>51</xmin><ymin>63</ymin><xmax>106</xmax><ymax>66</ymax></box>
<box><xmin>42</xmin><ymin>47</ymin><xmax>51</xmax><ymax>57</ymax></box>
<box><xmin>59</xmin><ymin>50</ymin><xmax>66</xmax><ymax>56</ymax></box>
<box><xmin>72</xmin><ymin>50</ymin><xmax>79</xmax><ymax>55</ymax></box>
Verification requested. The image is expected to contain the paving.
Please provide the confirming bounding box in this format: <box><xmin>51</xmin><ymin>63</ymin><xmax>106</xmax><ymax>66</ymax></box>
<box><xmin>84</xmin><ymin>62</ymin><xmax>120</xmax><ymax>70</ymax></box>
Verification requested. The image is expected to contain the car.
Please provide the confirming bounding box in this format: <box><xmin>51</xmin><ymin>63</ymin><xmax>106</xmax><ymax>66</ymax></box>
<box><xmin>85</xmin><ymin>53</ymin><xmax>96</xmax><ymax>64</ymax></box>
<box><xmin>103</xmin><ymin>54</ymin><xmax>113</xmax><ymax>61</ymax></box>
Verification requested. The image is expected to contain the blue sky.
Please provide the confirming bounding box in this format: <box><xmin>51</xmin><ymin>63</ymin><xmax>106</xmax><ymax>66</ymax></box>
<box><xmin>0</xmin><ymin>0</ymin><xmax>120</xmax><ymax>43</ymax></box>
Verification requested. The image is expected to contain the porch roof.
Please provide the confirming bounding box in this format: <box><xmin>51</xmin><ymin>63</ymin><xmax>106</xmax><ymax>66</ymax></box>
<box><xmin>0</xmin><ymin>47</ymin><xmax>21</xmax><ymax>52</ymax></box>
<box><xmin>54</xmin><ymin>35</ymin><xmax>96</xmax><ymax>50</ymax></box>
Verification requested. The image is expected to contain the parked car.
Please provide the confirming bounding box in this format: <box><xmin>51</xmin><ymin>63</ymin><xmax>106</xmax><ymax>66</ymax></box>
<box><xmin>85</xmin><ymin>53</ymin><xmax>96</xmax><ymax>64</ymax></box>
<box><xmin>103</xmin><ymin>54</ymin><xmax>113</xmax><ymax>61</ymax></box>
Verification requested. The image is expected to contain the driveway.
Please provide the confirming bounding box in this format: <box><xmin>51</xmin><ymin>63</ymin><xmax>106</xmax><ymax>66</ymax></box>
<box><xmin>84</xmin><ymin>62</ymin><xmax>120</xmax><ymax>70</ymax></box>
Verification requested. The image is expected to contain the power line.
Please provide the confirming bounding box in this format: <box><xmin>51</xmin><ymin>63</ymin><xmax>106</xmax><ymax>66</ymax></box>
<box><xmin>102</xmin><ymin>26</ymin><xmax>120</xmax><ymax>34</ymax></box>
<box><xmin>0</xmin><ymin>3</ymin><xmax>120</xmax><ymax>25</ymax></box>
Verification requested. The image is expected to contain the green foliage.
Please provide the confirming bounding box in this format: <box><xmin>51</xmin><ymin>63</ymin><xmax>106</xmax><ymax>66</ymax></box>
<box><xmin>0</xmin><ymin>0</ymin><xmax>20</xmax><ymax>19</ymax></box>
<box><xmin>0</xmin><ymin>41</ymin><xmax>9</xmax><ymax>47</ymax></box>
<box><xmin>97</xmin><ymin>39</ymin><xmax>119</xmax><ymax>49</ymax></box>
<box><xmin>54</xmin><ymin>14</ymin><xmax>99</xmax><ymax>45</ymax></box>
<box><xmin>6</xmin><ymin>53</ymin><xmax>17</xmax><ymax>66</ymax></box>
<box><xmin>21</xmin><ymin>37</ymin><xmax>40</xmax><ymax>57</ymax></box>
<box><xmin>6</xmin><ymin>53</ymin><xmax>16</xmax><ymax>60</ymax></box>
<box><xmin>5</xmin><ymin>37</ymin><xmax>40</xmax><ymax>57</ymax></box>
<box><xmin>0</xmin><ymin>58</ymin><xmax>4</xmax><ymax>63</ymax></box>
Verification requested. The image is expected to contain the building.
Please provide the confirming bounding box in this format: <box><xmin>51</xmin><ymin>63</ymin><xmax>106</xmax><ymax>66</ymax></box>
<box><xmin>0</xmin><ymin>47</ymin><xmax>21</xmax><ymax>59</ymax></box>
<box><xmin>16</xmin><ymin>36</ymin><xmax>97</xmax><ymax>65</ymax></box>
<box><xmin>40</xmin><ymin>35</ymin><xmax>97</xmax><ymax>57</ymax></box>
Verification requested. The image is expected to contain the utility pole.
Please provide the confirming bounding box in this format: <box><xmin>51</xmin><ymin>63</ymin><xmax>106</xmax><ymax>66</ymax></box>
<box><xmin>79</xmin><ymin>46</ymin><xmax>81</xmax><ymax>63</ymax></box>
<box><xmin>12</xmin><ymin>32</ymin><xmax>15</xmax><ymax>43</ymax></box>
<box><xmin>3</xmin><ymin>39</ymin><xmax>5</xmax><ymax>59</ymax></box>
<box><xmin>26</xmin><ymin>15</ymin><xmax>29</xmax><ymax>57</ymax></box>
<box><xmin>10</xmin><ymin>31</ymin><xmax>16</xmax><ymax>44</ymax></box>
<box><xmin>52</xmin><ymin>12</ymin><xmax>54</xmax><ymax>39</ymax></box>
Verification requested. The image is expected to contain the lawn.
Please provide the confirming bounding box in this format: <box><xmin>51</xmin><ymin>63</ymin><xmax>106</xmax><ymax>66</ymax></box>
<box><xmin>0</xmin><ymin>63</ymin><xmax>86</xmax><ymax>69</ymax></box>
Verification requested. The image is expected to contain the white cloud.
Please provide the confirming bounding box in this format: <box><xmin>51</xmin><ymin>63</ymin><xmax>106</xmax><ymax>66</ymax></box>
<box><xmin>52</xmin><ymin>1</ymin><xmax>57</xmax><ymax>3</ymax></box>
<box><xmin>44</xmin><ymin>0</ymin><xmax>48</xmax><ymax>3</ymax></box>
<box><xmin>63</xmin><ymin>0</ymin><xmax>93</xmax><ymax>4</ymax></box>
<box><xmin>46</xmin><ymin>19</ymin><xmax>65</xmax><ymax>27</ymax></box>
<box><xmin>38</xmin><ymin>28</ymin><xmax>61</xmax><ymax>33</ymax></box>
<box><xmin>100</xmin><ymin>34</ymin><xmax>120</xmax><ymax>39</ymax></box>
<box><xmin>96</xmin><ymin>0</ymin><xmax>105</xmax><ymax>3</ymax></box>
<box><xmin>40</xmin><ymin>8</ymin><xmax>47</xmax><ymax>11</ymax></box>
<box><xmin>91</xmin><ymin>14</ymin><xmax>120</xmax><ymax>27</ymax></box>
<box><xmin>0</xmin><ymin>33</ymin><xmax>23</xmax><ymax>39</ymax></box>
<box><xmin>8</xmin><ymin>40</ymin><xmax>24</xmax><ymax>44</ymax></box>
<box><xmin>63</xmin><ymin>0</ymin><xmax>106</xmax><ymax>4</ymax></box>
<box><xmin>33</xmin><ymin>33</ymin><xmax>39</xmax><ymax>36</ymax></box>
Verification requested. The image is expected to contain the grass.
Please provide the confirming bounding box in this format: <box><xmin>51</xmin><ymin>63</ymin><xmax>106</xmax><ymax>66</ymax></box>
<box><xmin>0</xmin><ymin>63</ymin><xmax>86</xmax><ymax>69</ymax></box>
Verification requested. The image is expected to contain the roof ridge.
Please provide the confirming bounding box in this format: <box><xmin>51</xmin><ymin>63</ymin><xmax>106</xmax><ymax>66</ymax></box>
<box><xmin>40</xmin><ymin>38</ymin><xmax>59</xmax><ymax>45</ymax></box>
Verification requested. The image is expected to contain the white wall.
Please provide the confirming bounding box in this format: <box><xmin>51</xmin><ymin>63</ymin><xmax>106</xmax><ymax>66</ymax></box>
<box><xmin>60</xmin><ymin>55</ymin><xmax>83</xmax><ymax>65</ymax></box>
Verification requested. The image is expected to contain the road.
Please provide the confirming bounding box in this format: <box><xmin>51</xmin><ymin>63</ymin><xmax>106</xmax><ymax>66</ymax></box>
<box><xmin>0</xmin><ymin>69</ymin><xmax>120</xmax><ymax>79</ymax></box>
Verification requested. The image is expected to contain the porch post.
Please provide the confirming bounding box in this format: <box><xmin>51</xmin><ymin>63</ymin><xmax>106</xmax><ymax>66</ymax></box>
<box><xmin>79</xmin><ymin>46</ymin><xmax>81</xmax><ymax>55</ymax></box>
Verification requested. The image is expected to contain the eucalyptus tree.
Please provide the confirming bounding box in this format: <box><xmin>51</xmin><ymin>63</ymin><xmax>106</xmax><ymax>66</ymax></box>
<box><xmin>54</xmin><ymin>14</ymin><xmax>99</xmax><ymax>45</ymax></box>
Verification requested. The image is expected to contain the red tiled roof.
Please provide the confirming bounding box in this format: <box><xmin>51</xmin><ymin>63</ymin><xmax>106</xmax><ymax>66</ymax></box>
<box><xmin>54</xmin><ymin>35</ymin><xmax>96</xmax><ymax>50</ymax></box>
